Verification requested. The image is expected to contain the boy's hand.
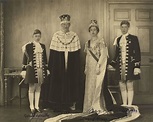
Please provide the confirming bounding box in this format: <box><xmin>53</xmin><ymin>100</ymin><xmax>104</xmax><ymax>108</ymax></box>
<box><xmin>20</xmin><ymin>71</ymin><xmax>26</xmax><ymax>79</ymax></box>
<box><xmin>107</xmin><ymin>65</ymin><xmax>115</xmax><ymax>71</ymax></box>
<box><xmin>134</xmin><ymin>68</ymin><xmax>141</xmax><ymax>75</ymax></box>
<box><xmin>47</xmin><ymin>70</ymin><xmax>50</xmax><ymax>75</ymax></box>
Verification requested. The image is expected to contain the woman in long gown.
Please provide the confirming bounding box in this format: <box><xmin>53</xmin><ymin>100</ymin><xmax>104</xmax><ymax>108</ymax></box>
<box><xmin>83</xmin><ymin>20</ymin><xmax>109</xmax><ymax>114</ymax></box>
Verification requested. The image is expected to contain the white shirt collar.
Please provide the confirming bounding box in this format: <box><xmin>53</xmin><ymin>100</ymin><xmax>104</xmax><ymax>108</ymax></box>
<box><xmin>122</xmin><ymin>33</ymin><xmax>129</xmax><ymax>37</ymax></box>
<box><xmin>33</xmin><ymin>41</ymin><xmax>43</xmax><ymax>53</ymax></box>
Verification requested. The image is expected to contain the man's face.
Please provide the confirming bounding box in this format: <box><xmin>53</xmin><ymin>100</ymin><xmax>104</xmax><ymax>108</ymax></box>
<box><xmin>33</xmin><ymin>34</ymin><xmax>41</xmax><ymax>42</ymax></box>
<box><xmin>120</xmin><ymin>24</ymin><xmax>129</xmax><ymax>35</ymax></box>
<box><xmin>61</xmin><ymin>23</ymin><xmax>70</xmax><ymax>32</ymax></box>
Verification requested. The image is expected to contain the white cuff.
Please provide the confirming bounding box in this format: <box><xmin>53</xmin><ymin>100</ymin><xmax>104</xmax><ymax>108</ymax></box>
<box><xmin>134</xmin><ymin>68</ymin><xmax>141</xmax><ymax>75</ymax></box>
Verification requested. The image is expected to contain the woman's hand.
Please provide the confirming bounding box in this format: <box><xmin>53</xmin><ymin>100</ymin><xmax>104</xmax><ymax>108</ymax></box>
<box><xmin>84</xmin><ymin>68</ymin><xmax>87</xmax><ymax>74</ymax></box>
<box><xmin>96</xmin><ymin>64</ymin><xmax>100</xmax><ymax>75</ymax></box>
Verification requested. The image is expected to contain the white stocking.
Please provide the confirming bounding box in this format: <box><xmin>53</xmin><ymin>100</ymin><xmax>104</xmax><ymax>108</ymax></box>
<box><xmin>29</xmin><ymin>84</ymin><xmax>35</xmax><ymax>110</ymax></box>
<box><xmin>35</xmin><ymin>92</ymin><xmax>40</xmax><ymax>109</ymax></box>
<box><xmin>127</xmin><ymin>81</ymin><xmax>134</xmax><ymax>106</ymax></box>
<box><xmin>119</xmin><ymin>82</ymin><xmax>127</xmax><ymax>105</ymax></box>
<box><xmin>35</xmin><ymin>83</ymin><xmax>41</xmax><ymax>110</ymax></box>
<box><xmin>29</xmin><ymin>92</ymin><xmax>34</xmax><ymax>110</ymax></box>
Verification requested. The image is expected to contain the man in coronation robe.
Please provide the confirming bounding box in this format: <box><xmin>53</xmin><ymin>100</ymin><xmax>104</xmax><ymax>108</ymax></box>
<box><xmin>47</xmin><ymin>14</ymin><xmax>81</xmax><ymax>112</ymax></box>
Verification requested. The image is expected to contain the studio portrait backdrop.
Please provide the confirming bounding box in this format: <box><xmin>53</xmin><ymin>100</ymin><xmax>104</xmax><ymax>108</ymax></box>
<box><xmin>0</xmin><ymin>0</ymin><xmax>153</xmax><ymax>107</ymax></box>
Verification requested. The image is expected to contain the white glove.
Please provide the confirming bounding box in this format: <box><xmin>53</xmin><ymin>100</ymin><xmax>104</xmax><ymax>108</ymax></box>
<box><xmin>20</xmin><ymin>71</ymin><xmax>26</xmax><ymax>79</ymax></box>
<box><xmin>96</xmin><ymin>64</ymin><xmax>100</xmax><ymax>75</ymax></box>
<box><xmin>47</xmin><ymin>70</ymin><xmax>50</xmax><ymax>75</ymax></box>
<box><xmin>134</xmin><ymin>68</ymin><xmax>141</xmax><ymax>75</ymax></box>
<box><xmin>107</xmin><ymin>65</ymin><xmax>115</xmax><ymax>71</ymax></box>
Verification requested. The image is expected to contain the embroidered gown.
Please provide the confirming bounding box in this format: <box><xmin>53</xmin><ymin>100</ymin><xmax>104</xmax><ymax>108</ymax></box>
<box><xmin>83</xmin><ymin>38</ymin><xmax>109</xmax><ymax>113</ymax></box>
<box><xmin>47</xmin><ymin>31</ymin><xmax>81</xmax><ymax>110</ymax></box>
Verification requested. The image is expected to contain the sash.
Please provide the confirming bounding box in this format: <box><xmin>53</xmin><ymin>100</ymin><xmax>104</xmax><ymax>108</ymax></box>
<box><xmin>88</xmin><ymin>40</ymin><xmax>99</xmax><ymax>62</ymax></box>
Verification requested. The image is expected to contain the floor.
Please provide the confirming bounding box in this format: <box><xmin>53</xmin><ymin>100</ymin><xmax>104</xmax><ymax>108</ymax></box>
<box><xmin>0</xmin><ymin>101</ymin><xmax>153</xmax><ymax>122</ymax></box>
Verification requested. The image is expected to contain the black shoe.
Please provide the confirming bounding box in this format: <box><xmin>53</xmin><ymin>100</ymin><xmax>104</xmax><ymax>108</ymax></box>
<box><xmin>35</xmin><ymin>108</ymin><xmax>42</xmax><ymax>113</ymax></box>
<box><xmin>30</xmin><ymin>109</ymin><xmax>36</xmax><ymax>116</ymax></box>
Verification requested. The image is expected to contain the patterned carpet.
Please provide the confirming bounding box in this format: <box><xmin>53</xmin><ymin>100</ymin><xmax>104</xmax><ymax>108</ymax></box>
<box><xmin>0</xmin><ymin>104</ymin><xmax>153</xmax><ymax>122</ymax></box>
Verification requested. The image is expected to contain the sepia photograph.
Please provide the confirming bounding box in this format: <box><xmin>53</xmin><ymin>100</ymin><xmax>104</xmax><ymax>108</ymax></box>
<box><xmin>0</xmin><ymin>0</ymin><xmax>153</xmax><ymax>121</ymax></box>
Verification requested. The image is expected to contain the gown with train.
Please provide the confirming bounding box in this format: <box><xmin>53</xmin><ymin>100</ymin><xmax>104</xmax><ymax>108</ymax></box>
<box><xmin>83</xmin><ymin>38</ymin><xmax>109</xmax><ymax>114</ymax></box>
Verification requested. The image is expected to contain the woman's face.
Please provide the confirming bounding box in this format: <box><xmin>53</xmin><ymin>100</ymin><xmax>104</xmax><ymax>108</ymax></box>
<box><xmin>89</xmin><ymin>26</ymin><xmax>98</xmax><ymax>37</ymax></box>
<box><xmin>120</xmin><ymin>24</ymin><xmax>129</xmax><ymax>35</ymax></box>
<box><xmin>33</xmin><ymin>34</ymin><xmax>41</xmax><ymax>42</ymax></box>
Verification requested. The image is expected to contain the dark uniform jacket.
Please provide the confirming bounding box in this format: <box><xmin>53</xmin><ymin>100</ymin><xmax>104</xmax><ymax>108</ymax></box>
<box><xmin>22</xmin><ymin>42</ymin><xmax>48</xmax><ymax>84</ymax></box>
<box><xmin>110</xmin><ymin>34</ymin><xmax>141</xmax><ymax>81</ymax></box>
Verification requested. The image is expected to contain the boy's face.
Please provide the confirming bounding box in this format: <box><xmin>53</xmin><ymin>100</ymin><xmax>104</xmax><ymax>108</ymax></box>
<box><xmin>33</xmin><ymin>33</ymin><xmax>41</xmax><ymax>42</ymax></box>
<box><xmin>120</xmin><ymin>24</ymin><xmax>129</xmax><ymax>35</ymax></box>
<box><xmin>61</xmin><ymin>23</ymin><xmax>70</xmax><ymax>32</ymax></box>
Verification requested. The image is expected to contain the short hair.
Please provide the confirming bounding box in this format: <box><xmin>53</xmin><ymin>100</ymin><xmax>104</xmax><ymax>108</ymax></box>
<box><xmin>88</xmin><ymin>26</ymin><xmax>99</xmax><ymax>33</ymax></box>
<box><xmin>120</xmin><ymin>20</ymin><xmax>130</xmax><ymax>27</ymax></box>
<box><xmin>33</xmin><ymin>29</ymin><xmax>41</xmax><ymax>35</ymax></box>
